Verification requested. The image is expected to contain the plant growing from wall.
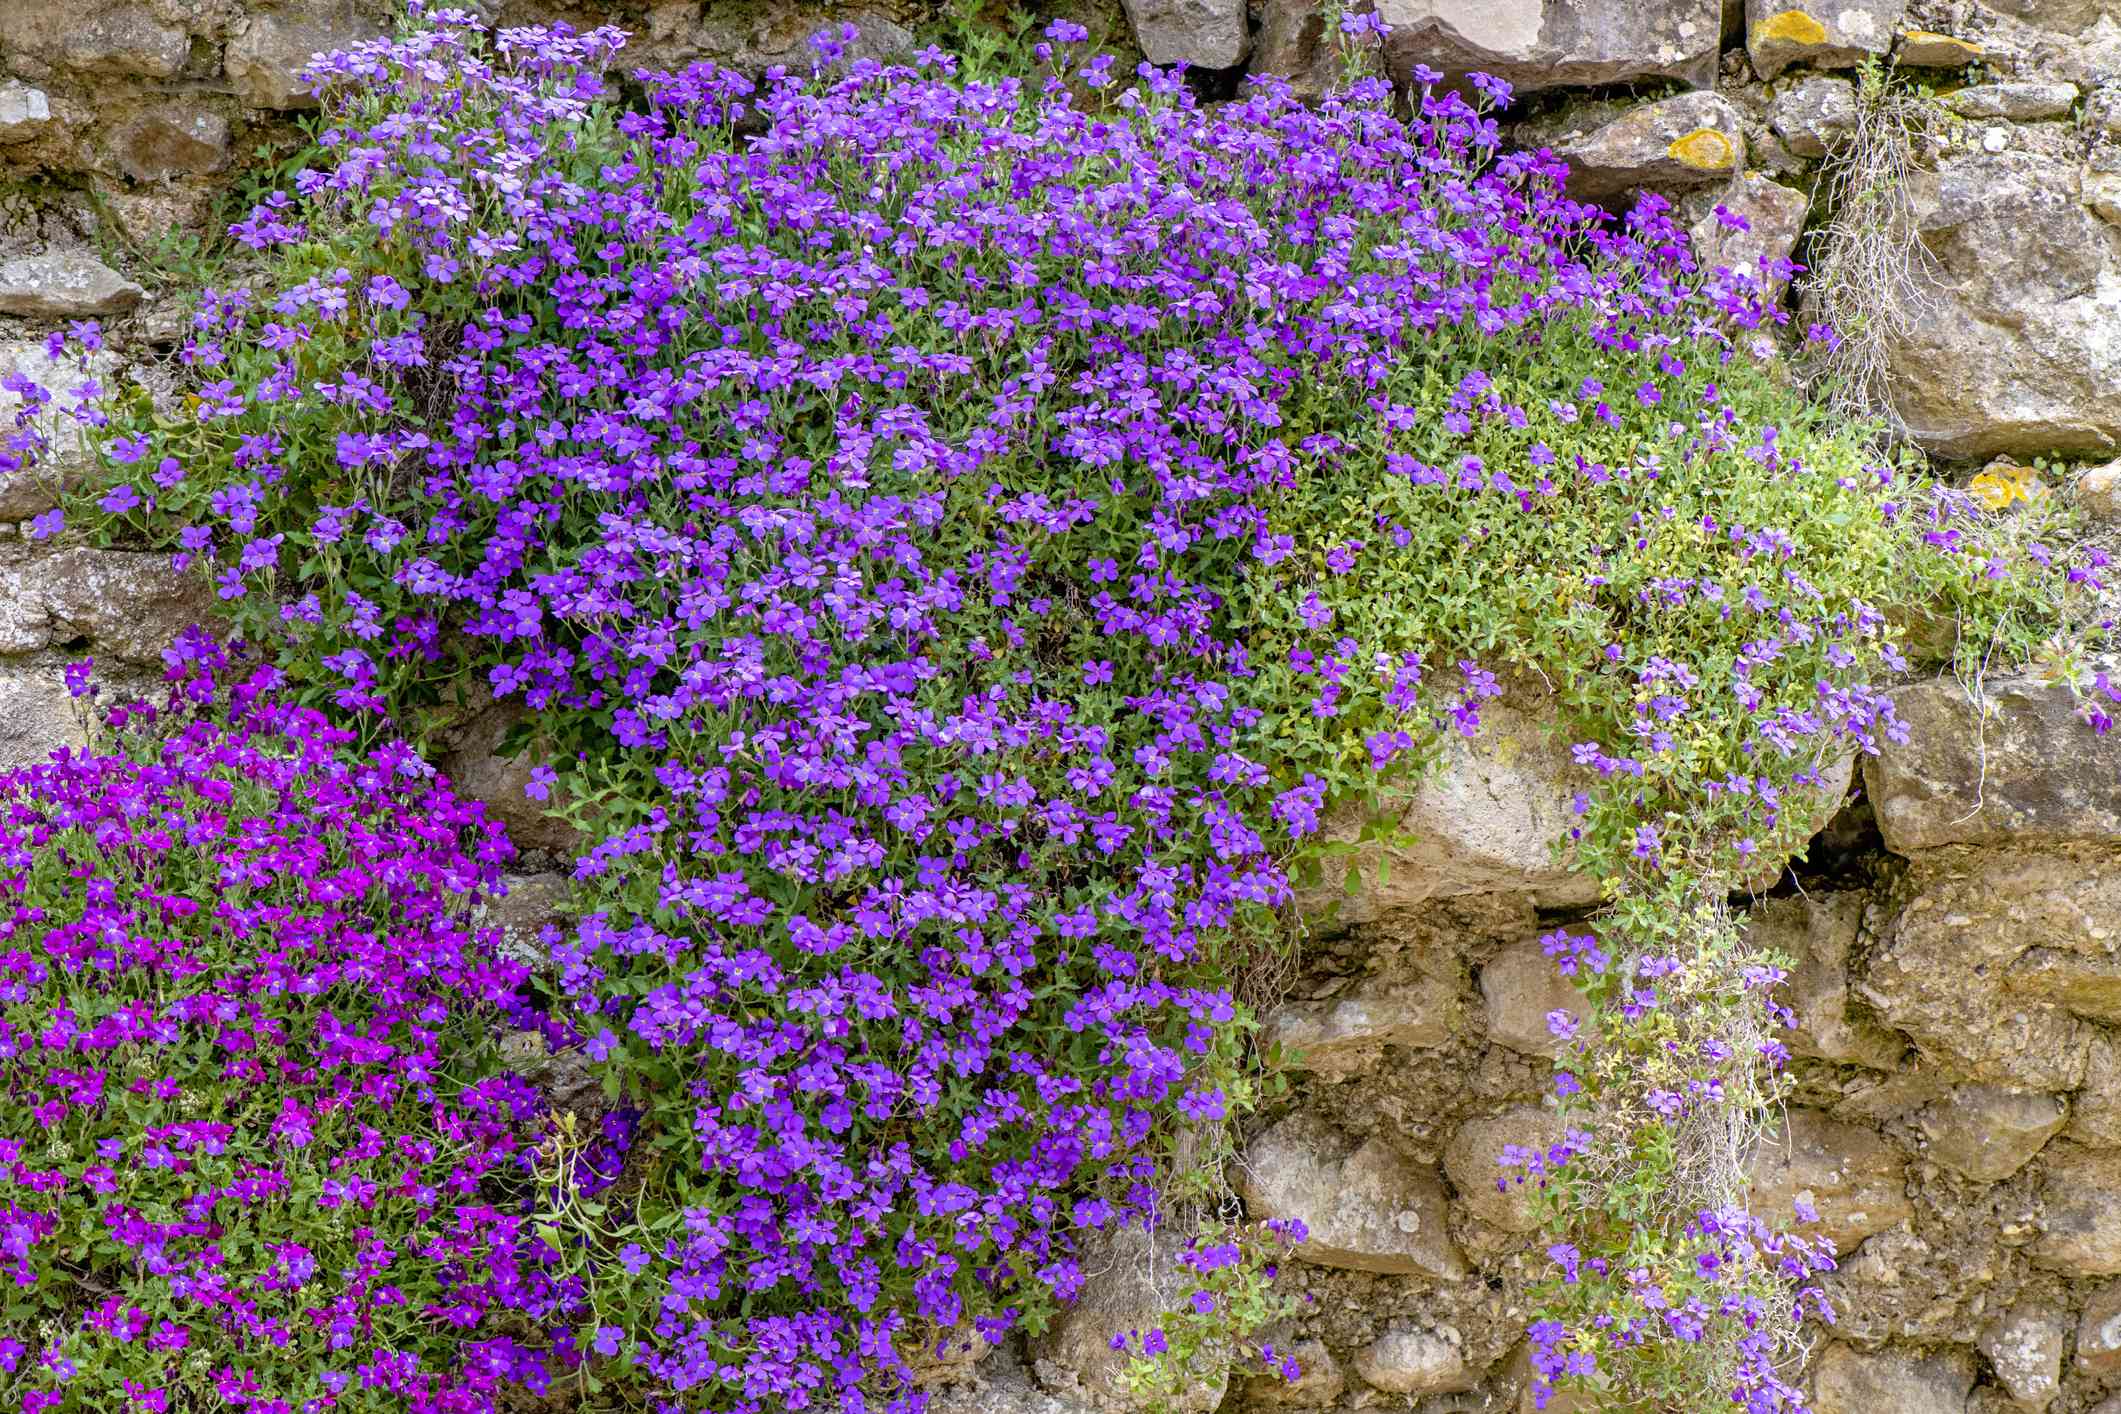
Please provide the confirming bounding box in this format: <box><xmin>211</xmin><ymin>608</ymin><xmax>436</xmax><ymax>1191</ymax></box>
<box><xmin>8</xmin><ymin>8</ymin><xmax>2114</xmax><ymax>1413</ymax></box>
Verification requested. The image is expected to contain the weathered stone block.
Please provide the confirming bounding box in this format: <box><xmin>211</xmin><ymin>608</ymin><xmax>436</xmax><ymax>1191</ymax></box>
<box><xmin>1770</xmin><ymin>75</ymin><xmax>1856</xmax><ymax>159</ymax></box>
<box><xmin>1943</xmin><ymin>82</ymin><xmax>2079</xmax><ymax>121</ymax></box>
<box><xmin>1895</xmin><ymin>29</ymin><xmax>1981</xmax><ymax>65</ymax></box>
<box><xmin>1917</xmin><ymin>1084</ymin><xmax>2067</xmax><ymax>1182</ymax></box>
<box><xmin>2078</xmin><ymin>1283</ymin><xmax>2121</xmax><ymax>1377</ymax></box>
<box><xmin>1259</xmin><ymin>964</ymin><xmax>1456</xmax><ymax>1077</ymax></box>
<box><xmin>1121</xmin><ymin>0</ymin><xmax>1246</xmax><ymax>68</ymax></box>
<box><xmin>115</xmin><ymin>108</ymin><xmax>229</xmax><ymax>182</ymax></box>
<box><xmin>1377</xmin><ymin>0</ymin><xmax>1721</xmax><ymax>96</ymax></box>
<box><xmin>1443</xmin><ymin>1104</ymin><xmax>1564</xmax><ymax>1231</ymax></box>
<box><xmin>1809</xmin><ymin>1343</ymin><xmax>1974</xmax><ymax>1414</ymax></box>
<box><xmin>1978</xmin><ymin>1305</ymin><xmax>2065</xmax><ymax>1411</ymax></box>
<box><xmin>1353</xmin><ymin>1325</ymin><xmax>1474</xmax><ymax>1396</ymax></box>
<box><xmin>0</xmin><ymin>252</ymin><xmax>144</xmax><ymax>320</ymax></box>
<box><xmin>1746</xmin><ymin>0</ymin><xmax>1903</xmax><ymax>80</ymax></box>
<box><xmin>1237</xmin><ymin>1112</ymin><xmax>1464</xmax><ymax>1278</ymax></box>
<box><xmin>0</xmin><ymin>545</ymin><xmax>207</xmax><ymax>664</ymax></box>
<box><xmin>226</xmin><ymin>5</ymin><xmax>389</xmax><ymax>109</ymax></box>
<box><xmin>2033</xmin><ymin>1145</ymin><xmax>2121</xmax><ymax>1274</ymax></box>
<box><xmin>1747</xmin><ymin>1110</ymin><xmax>1912</xmax><ymax>1255</ymax></box>
<box><xmin>1479</xmin><ymin>938</ymin><xmax>1590</xmax><ymax>1059</ymax></box>
<box><xmin>1549</xmin><ymin>90</ymin><xmax>1745</xmax><ymax>203</ymax></box>
<box><xmin>1686</xmin><ymin>173</ymin><xmax>1811</xmax><ymax>290</ymax></box>
<box><xmin>0</xmin><ymin>667</ymin><xmax>87</xmax><ymax>769</ymax></box>
<box><xmin>1027</xmin><ymin>1226</ymin><xmax>1228</xmax><ymax>1412</ymax></box>
<box><xmin>0</xmin><ymin>3</ymin><xmax>189</xmax><ymax>77</ymax></box>
<box><xmin>1748</xmin><ymin>893</ymin><xmax>1905</xmax><ymax>1071</ymax></box>
<box><xmin>0</xmin><ymin>84</ymin><xmax>53</xmax><ymax>145</ymax></box>
<box><xmin>1241</xmin><ymin>1337</ymin><xmax>1343</xmax><ymax>1407</ymax></box>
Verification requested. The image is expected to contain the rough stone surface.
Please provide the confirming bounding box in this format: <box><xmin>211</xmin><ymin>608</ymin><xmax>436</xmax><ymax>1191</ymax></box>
<box><xmin>1121</xmin><ymin>0</ymin><xmax>1246</xmax><ymax>68</ymax></box>
<box><xmin>1917</xmin><ymin>1085</ymin><xmax>2067</xmax><ymax>1182</ymax></box>
<box><xmin>225</xmin><ymin>5</ymin><xmax>389</xmax><ymax>109</ymax></box>
<box><xmin>0</xmin><ymin>3</ymin><xmax>191</xmax><ymax>78</ymax></box>
<box><xmin>0</xmin><ymin>545</ymin><xmax>207</xmax><ymax>663</ymax></box>
<box><xmin>1251</xmin><ymin>0</ymin><xmax>1361</xmax><ymax>99</ymax></box>
<box><xmin>1259</xmin><ymin>964</ymin><xmax>1457</xmax><ymax>1077</ymax></box>
<box><xmin>1685</xmin><ymin>172</ymin><xmax>1811</xmax><ymax>287</ymax></box>
<box><xmin>0</xmin><ymin>84</ymin><xmax>53</xmax><ymax>145</ymax></box>
<box><xmin>441</xmin><ymin>700</ymin><xmax>582</xmax><ymax>859</ymax></box>
<box><xmin>1895</xmin><ymin>29</ymin><xmax>1982</xmax><ymax>65</ymax></box>
<box><xmin>1351</xmin><ymin>1326</ymin><xmax>1473</xmax><ymax>1396</ymax></box>
<box><xmin>1866</xmin><ymin>677</ymin><xmax>2121</xmax><ymax>853</ymax></box>
<box><xmin>1549</xmin><ymin>90</ymin><xmax>1745</xmax><ymax>202</ymax></box>
<box><xmin>1376</xmin><ymin>0</ymin><xmax>1721</xmax><ymax>96</ymax></box>
<box><xmin>1978</xmin><ymin>1305</ymin><xmax>2066</xmax><ymax>1411</ymax></box>
<box><xmin>0</xmin><ymin>667</ymin><xmax>87</xmax><ymax>769</ymax></box>
<box><xmin>1809</xmin><ymin>1343</ymin><xmax>1975</xmax><ymax>1414</ymax></box>
<box><xmin>116</xmin><ymin>108</ymin><xmax>230</xmax><ymax>183</ymax></box>
<box><xmin>1745</xmin><ymin>0</ymin><xmax>1903</xmax><ymax>78</ymax></box>
<box><xmin>0</xmin><ymin>340</ymin><xmax>115</xmax><ymax>520</ymax></box>
<box><xmin>2034</xmin><ymin>1147</ymin><xmax>2121</xmax><ymax>1275</ymax></box>
<box><xmin>1749</xmin><ymin>893</ymin><xmax>1906</xmax><ymax>1070</ymax></box>
<box><xmin>1747</xmin><ymin>1110</ymin><xmax>1913</xmax><ymax>1256</ymax></box>
<box><xmin>2077</xmin><ymin>457</ymin><xmax>2121</xmax><ymax>519</ymax></box>
<box><xmin>637</xmin><ymin>4</ymin><xmax>917</xmax><ymax>79</ymax></box>
<box><xmin>1442</xmin><ymin>1105</ymin><xmax>1563</xmax><ymax>1232</ymax></box>
<box><xmin>1885</xmin><ymin>148</ymin><xmax>2121</xmax><ymax>460</ymax></box>
<box><xmin>2069</xmin><ymin>1033</ymin><xmax>2121</xmax><ymax>1149</ymax></box>
<box><xmin>1027</xmin><ymin>1227</ymin><xmax>1228</xmax><ymax>1412</ymax></box>
<box><xmin>1770</xmin><ymin>75</ymin><xmax>1856</xmax><ymax>158</ymax></box>
<box><xmin>1303</xmin><ymin>696</ymin><xmax>1596</xmax><ymax>924</ymax></box>
<box><xmin>1237</xmin><ymin>1112</ymin><xmax>1465</xmax><ymax>1278</ymax></box>
<box><xmin>0</xmin><ymin>252</ymin><xmax>145</xmax><ymax>320</ymax></box>
<box><xmin>1478</xmin><ymin>938</ymin><xmax>1589</xmax><ymax>1059</ymax></box>
<box><xmin>1239</xmin><ymin>1338</ymin><xmax>1343</xmax><ymax>1407</ymax></box>
<box><xmin>2080</xmin><ymin>1284</ymin><xmax>2121</xmax><ymax>1377</ymax></box>
<box><xmin>1943</xmin><ymin>82</ymin><xmax>2079</xmax><ymax>121</ymax></box>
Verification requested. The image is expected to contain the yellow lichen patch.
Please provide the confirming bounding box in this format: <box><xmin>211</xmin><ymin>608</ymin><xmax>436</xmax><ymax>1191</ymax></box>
<box><xmin>1969</xmin><ymin>463</ymin><xmax>2047</xmax><ymax>511</ymax></box>
<box><xmin>1898</xmin><ymin>28</ymin><xmax>1981</xmax><ymax>63</ymax></box>
<box><xmin>1754</xmin><ymin>9</ymin><xmax>1829</xmax><ymax>47</ymax></box>
<box><xmin>1667</xmin><ymin>128</ymin><xmax>1736</xmax><ymax>170</ymax></box>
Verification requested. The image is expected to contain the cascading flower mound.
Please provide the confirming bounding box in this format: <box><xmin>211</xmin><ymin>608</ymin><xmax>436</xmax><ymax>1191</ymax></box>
<box><xmin>0</xmin><ymin>635</ymin><xmax>559</xmax><ymax>1414</ymax></box>
<box><xmin>7</xmin><ymin>6</ymin><xmax>2112</xmax><ymax>1413</ymax></box>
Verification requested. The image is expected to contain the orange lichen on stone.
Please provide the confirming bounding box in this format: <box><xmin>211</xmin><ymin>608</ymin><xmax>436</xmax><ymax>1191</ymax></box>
<box><xmin>1897</xmin><ymin>29</ymin><xmax>1981</xmax><ymax>64</ymax></box>
<box><xmin>1667</xmin><ymin>128</ymin><xmax>1736</xmax><ymax>170</ymax></box>
<box><xmin>1754</xmin><ymin>10</ymin><xmax>1829</xmax><ymax>47</ymax></box>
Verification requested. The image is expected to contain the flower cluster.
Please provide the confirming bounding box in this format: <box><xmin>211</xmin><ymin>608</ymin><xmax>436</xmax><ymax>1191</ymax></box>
<box><xmin>8</xmin><ymin>7</ymin><xmax>2114</xmax><ymax>1412</ymax></box>
<box><xmin>0</xmin><ymin>633</ymin><xmax>557</xmax><ymax>1414</ymax></box>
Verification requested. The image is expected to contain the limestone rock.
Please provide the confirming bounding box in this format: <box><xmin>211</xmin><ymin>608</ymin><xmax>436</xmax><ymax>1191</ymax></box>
<box><xmin>1237</xmin><ymin>1112</ymin><xmax>1465</xmax><ymax>1278</ymax></box>
<box><xmin>1884</xmin><ymin>149</ymin><xmax>2121</xmax><ymax>459</ymax></box>
<box><xmin>1549</xmin><ymin>90</ymin><xmax>1745</xmax><ymax>203</ymax></box>
<box><xmin>638</xmin><ymin>5</ymin><xmax>915</xmax><ymax>78</ymax></box>
<box><xmin>932</xmin><ymin>1347</ymin><xmax>1099</xmax><ymax>1414</ymax></box>
<box><xmin>2076</xmin><ymin>457</ymin><xmax>2121</xmax><ymax>520</ymax></box>
<box><xmin>2011</xmin><ymin>947</ymin><xmax>2121</xmax><ymax>1025</ymax></box>
<box><xmin>1747</xmin><ymin>1110</ymin><xmax>1912</xmax><ymax>1255</ymax></box>
<box><xmin>1376</xmin><ymin>0</ymin><xmax>1721</xmax><ymax>97</ymax></box>
<box><xmin>1122</xmin><ymin>0</ymin><xmax>1246</xmax><ymax>67</ymax></box>
<box><xmin>1686</xmin><ymin>173</ymin><xmax>1811</xmax><ymax>289</ymax></box>
<box><xmin>1479</xmin><ymin>938</ymin><xmax>1590</xmax><ymax>1059</ymax></box>
<box><xmin>2069</xmin><ymin>1033</ymin><xmax>2121</xmax><ymax>1149</ymax></box>
<box><xmin>226</xmin><ymin>5</ymin><xmax>389</xmax><ymax>109</ymax></box>
<box><xmin>1917</xmin><ymin>1085</ymin><xmax>2066</xmax><ymax>1182</ymax></box>
<box><xmin>1260</xmin><ymin>964</ymin><xmax>1456</xmax><ymax>1077</ymax></box>
<box><xmin>1865</xmin><ymin>852</ymin><xmax>2102</xmax><ymax>1089</ymax></box>
<box><xmin>1809</xmin><ymin>1344</ymin><xmax>1975</xmax><ymax>1414</ymax></box>
<box><xmin>0</xmin><ymin>3</ymin><xmax>189</xmax><ymax>78</ymax></box>
<box><xmin>1866</xmin><ymin>677</ymin><xmax>2121</xmax><ymax>853</ymax></box>
<box><xmin>1746</xmin><ymin>0</ymin><xmax>1902</xmax><ymax>79</ymax></box>
<box><xmin>1027</xmin><ymin>1226</ymin><xmax>1228</xmax><ymax>1412</ymax></box>
<box><xmin>1252</xmin><ymin>0</ymin><xmax>1367</xmax><ymax>100</ymax></box>
<box><xmin>1352</xmin><ymin>1326</ymin><xmax>1474</xmax><ymax>1396</ymax></box>
<box><xmin>1943</xmin><ymin>82</ymin><xmax>2079</xmax><ymax>122</ymax></box>
<box><xmin>115</xmin><ymin>108</ymin><xmax>229</xmax><ymax>183</ymax></box>
<box><xmin>0</xmin><ymin>252</ymin><xmax>144</xmax><ymax>320</ymax></box>
<box><xmin>2033</xmin><ymin>1146</ymin><xmax>2121</xmax><ymax>1274</ymax></box>
<box><xmin>1770</xmin><ymin>75</ymin><xmax>1856</xmax><ymax>159</ymax></box>
<box><xmin>0</xmin><ymin>84</ymin><xmax>53</xmax><ymax>146</ymax></box>
<box><xmin>0</xmin><ymin>545</ymin><xmax>207</xmax><ymax>663</ymax></box>
<box><xmin>1240</xmin><ymin>1338</ymin><xmax>1343</xmax><ymax>1407</ymax></box>
<box><xmin>0</xmin><ymin>668</ymin><xmax>87</xmax><ymax>769</ymax></box>
<box><xmin>1978</xmin><ymin>1305</ymin><xmax>2065</xmax><ymax>1411</ymax></box>
<box><xmin>1748</xmin><ymin>893</ymin><xmax>1905</xmax><ymax>1071</ymax></box>
<box><xmin>2079</xmin><ymin>1283</ymin><xmax>2121</xmax><ymax>1377</ymax></box>
<box><xmin>0</xmin><ymin>341</ymin><xmax>116</xmax><ymax>520</ymax></box>
<box><xmin>1302</xmin><ymin>695</ymin><xmax>1596</xmax><ymax>924</ymax></box>
<box><xmin>1443</xmin><ymin>1104</ymin><xmax>1564</xmax><ymax>1232</ymax></box>
<box><xmin>441</xmin><ymin>701</ymin><xmax>583</xmax><ymax>858</ymax></box>
<box><xmin>483</xmin><ymin>871</ymin><xmax>568</xmax><ymax>967</ymax></box>
<box><xmin>1895</xmin><ymin>29</ymin><xmax>1981</xmax><ymax>65</ymax></box>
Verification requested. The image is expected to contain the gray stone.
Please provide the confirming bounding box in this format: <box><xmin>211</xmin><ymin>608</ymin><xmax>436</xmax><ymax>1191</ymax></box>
<box><xmin>441</xmin><ymin>701</ymin><xmax>583</xmax><ymax>858</ymax></box>
<box><xmin>1884</xmin><ymin>150</ymin><xmax>2121</xmax><ymax>460</ymax></box>
<box><xmin>1301</xmin><ymin>695</ymin><xmax>1596</xmax><ymax>924</ymax></box>
<box><xmin>1770</xmin><ymin>75</ymin><xmax>1856</xmax><ymax>158</ymax></box>
<box><xmin>0</xmin><ymin>545</ymin><xmax>208</xmax><ymax>664</ymax></box>
<box><xmin>115</xmin><ymin>109</ymin><xmax>230</xmax><ymax>183</ymax></box>
<box><xmin>0</xmin><ymin>3</ymin><xmax>189</xmax><ymax>78</ymax></box>
<box><xmin>1747</xmin><ymin>893</ymin><xmax>1905</xmax><ymax>1071</ymax></box>
<box><xmin>1918</xmin><ymin>1085</ymin><xmax>2066</xmax><ymax>1182</ymax></box>
<box><xmin>1746</xmin><ymin>0</ymin><xmax>1904</xmax><ymax>80</ymax></box>
<box><xmin>1943</xmin><ymin>82</ymin><xmax>2079</xmax><ymax>121</ymax></box>
<box><xmin>2079</xmin><ymin>1283</ymin><xmax>2121</xmax><ymax>1376</ymax></box>
<box><xmin>1479</xmin><ymin>938</ymin><xmax>1590</xmax><ymax>1059</ymax></box>
<box><xmin>2076</xmin><ymin>457</ymin><xmax>2121</xmax><ymax>519</ymax></box>
<box><xmin>2033</xmin><ymin>1145</ymin><xmax>2121</xmax><ymax>1275</ymax></box>
<box><xmin>1895</xmin><ymin>29</ymin><xmax>1982</xmax><ymax>65</ymax></box>
<box><xmin>1747</xmin><ymin>1110</ymin><xmax>1912</xmax><ymax>1256</ymax></box>
<box><xmin>1240</xmin><ymin>1338</ymin><xmax>1343</xmax><ymax>1407</ymax></box>
<box><xmin>2010</xmin><ymin>947</ymin><xmax>2121</xmax><ymax>1025</ymax></box>
<box><xmin>0</xmin><ymin>668</ymin><xmax>87</xmax><ymax>769</ymax></box>
<box><xmin>0</xmin><ymin>252</ymin><xmax>144</xmax><ymax>320</ymax></box>
<box><xmin>1352</xmin><ymin>1326</ymin><xmax>1474</xmax><ymax>1396</ymax></box>
<box><xmin>1865</xmin><ymin>852</ymin><xmax>2102</xmax><ymax>1090</ymax></box>
<box><xmin>226</xmin><ymin>6</ymin><xmax>389</xmax><ymax>110</ymax></box>
<box><xmin>483</xmin><ymin>871</ymin><xmax>568</xmax><ymax>966</ymax></box>
<box><xmin>638</xmin><ymin>4</ymin><xmax>915</xmax><ymax>78</ymax></box>
<box><xmin>1376</xmin><ymin>0</ymin><xmax>1721</xmax><ymax>97</ymax></box>
<box><xmin>1122</xmin><ymin>0</ymin><xmax>1246</xmax><ymax>67</ymax></box>
<box><xmin>2068</xmin><ymin>1033</ymin><xmax>2121</xmax><ymax>1148</ymax></box>
<box><xmin>1237</xmin><ymin>1112</ymin><xmax>1464</xmax><ymax>1278</ymax></box>
<box><xmin>1687</xmin><ymin>173</ymin><xmax>1811</xmax><ymax>290</ymax></box>
<box><xmin>1252</xmin><ymin>0</ymin><xmax>1365</xmax><ymax>100</ymax></box>
<box><xmin>1443</xmin><ymin>1104</ymin><xmax>1564</xmax><ymax>1232</ymax></box>
<box><xmin>1027</xmin><ymin>1226</ymin><xmax>1228</xmax><ymax>1412</ymax></box>
<box><xmin>1809</xmin><ymin>1344</ymin><xmax>1974</xmax><ymax>1414</ymax></box>
<box><xmin>1866</xmin><ymin>676</ymin><xmax>2121</xmax><ymax>853</ymax></box>
<box><xmin>0</xmin><ymin>84</ymin><xmax>53</xmax><ymax>145</ymax></box>
<box><xmin>1259</xmin><ymin>965</ymin><xmax>1455</xmax><ymax>1077</ymax></box>
<box><xmin>1977</xmin><ymin>1305</ymin><xmax>2065</xmax><ymax>1411</ymax></box>
<box><xmin>0</xmin><ymin>341</ymin><xmax>116</xmax><ymax>520</ymax></box>
<box><xmin>1550</xmin><ymin>90</ymin><xmax>1745</xmax><ymax>203</ymax></box>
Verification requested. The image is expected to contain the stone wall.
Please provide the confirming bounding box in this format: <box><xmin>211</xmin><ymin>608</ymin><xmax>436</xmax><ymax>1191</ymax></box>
<box><xmin>8</xmin><ymin>0</ymin><xmax>2121</xmax><ymax>1410</ymax></box>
